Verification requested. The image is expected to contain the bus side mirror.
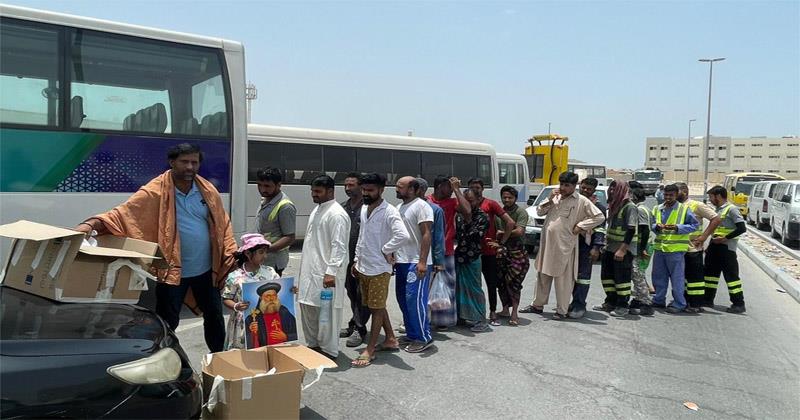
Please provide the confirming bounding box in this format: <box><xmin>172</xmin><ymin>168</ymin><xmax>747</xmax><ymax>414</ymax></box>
<box><xmin>730</xmin><ymin>186</ymin><xmax>735</xmax><ymax>192</ymax></box>
<box><xmin>781</xmin><ymin>194</ymin><xmax>791</xmax><ymax>203</ymax></box>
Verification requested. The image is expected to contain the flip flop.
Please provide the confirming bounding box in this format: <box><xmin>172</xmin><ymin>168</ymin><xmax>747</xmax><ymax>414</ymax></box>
<box><xmin>508</xmin><ymin>319</ymin><xmax>519</xmax><ymax>326</ymax></box>
<box><xmin>519</xmin><ymin>305</ymin><xmax>543</xmax><ymax>314</ymax></box>
<box><xmin>351</xmin><ymin>353</ymin><xmax>375</xmax><ymax>367</ymax></box>
<box><xmin>375</xmin><ymin>343</ymin><xmax>400</xmax><ymax>353</ymax></box>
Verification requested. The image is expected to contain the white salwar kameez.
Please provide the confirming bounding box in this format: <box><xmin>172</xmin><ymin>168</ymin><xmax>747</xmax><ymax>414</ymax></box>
<box><xmin>297</xmin><ymin>199</ymin><xmax>351</xmax><ymax>357</ymax></box>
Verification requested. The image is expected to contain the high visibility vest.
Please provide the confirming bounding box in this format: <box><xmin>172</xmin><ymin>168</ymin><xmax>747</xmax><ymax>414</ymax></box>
<box><xmin>606</xmin><ymin>202</ymin><xmax>637</xmax><ymax>243</ymax></box>
<box><xmin>685</xmin><ymin>199</ymin><xmax>705</xmax><ymax>241</ymax></box>
<box><xmin>713</xmin><ymin>203</ymin><xmax>735</xmax><ymax>237</ymax></box>
<box><xmin>652</xmin><ymin>203</ymin><xmax>690</xmax><ymax>253</ymax></box>
<box><xmin>260</xmin><ymin>198</ymin><xmax>294</xmax><ymax>242</ymax></box>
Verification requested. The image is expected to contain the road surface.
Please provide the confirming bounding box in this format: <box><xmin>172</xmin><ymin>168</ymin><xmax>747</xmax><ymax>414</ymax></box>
<box><xmin>177</xmin><ymin>247</ymin><xmax>800</xmax><ymax>419</ymax></box>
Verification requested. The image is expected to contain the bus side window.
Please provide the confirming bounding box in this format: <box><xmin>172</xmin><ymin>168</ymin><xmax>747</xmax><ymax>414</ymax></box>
<box><xmin>391</xmin><ymin>151</ymin><xmax>420</xmax><ymax>185</ymax></box>
<box><xmin>453</xmin><ymin>155</ymin><xmax>478</xmax><ymax>184</ymax></box>
<box><xmin>248</xmin><ymin>141</ymin><xmax>284</xmax><ymax>182</ymax></box>
<box><xmin>0</xmin><ymin>20</ymin><xmax>61</xmax><ymax>127</ymax></box>
<box><xmin>323</xmin><ymin>146</ymin><xmax>356</xmax><ymax>184</ymax></box>
<box><xmin>357</xmin><ymin>149</ymin><xmax>392</xmax><ymax>183</ymax></box>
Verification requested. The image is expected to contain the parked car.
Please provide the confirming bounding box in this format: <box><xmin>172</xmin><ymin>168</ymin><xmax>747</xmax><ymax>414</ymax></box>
<box><xmin>746</xmin><ymin>180</ymin><xmax>782</xmax><ymax>231</ymax></box>
<box><xmin>0</xmin><ymin>285</ymin><xmax>202</xmax><ymax>419</ymax></box>
<box><xmin>525</xmin><ymin>185</ymin><xmax>608</xmax><ymax>254</ymax></box>
<box><xmin>769</xmin><ymin>180</ymin><xmax>800</xmax><ymax>246</ymax></box>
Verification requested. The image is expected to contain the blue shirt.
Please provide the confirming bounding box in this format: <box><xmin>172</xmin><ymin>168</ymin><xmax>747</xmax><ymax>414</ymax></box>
<box><xmin>428</xmin><ymin>201</ymin><xmax>446</xmax><ymax>267</ymax></box>
<box><xmin>650</xmin><ymin>202</ymin><xmax>700</xmax><ymax>235</ymax></box>
<box><xmin>175</xmin><ymin>183</ymin><xmax>211</xmax><ymax>277</ymax></box>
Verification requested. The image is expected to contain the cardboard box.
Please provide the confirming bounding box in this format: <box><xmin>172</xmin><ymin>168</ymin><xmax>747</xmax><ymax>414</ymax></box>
<box><xmin>202</xmin><ymin>344</ymin><xmax>337</xmax><ymax>420</ymax></box>
<box><xmin>0</xmin><ymin>220</ymin><xmax>164</xmax><ymax>303</ymax></box>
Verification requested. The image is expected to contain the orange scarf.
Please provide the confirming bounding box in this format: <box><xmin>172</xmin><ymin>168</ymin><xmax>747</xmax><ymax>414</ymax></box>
<box><xmin>93</xmin><ymin>170</ymin><xmax>237</xmax><ymax>311</ymax></box>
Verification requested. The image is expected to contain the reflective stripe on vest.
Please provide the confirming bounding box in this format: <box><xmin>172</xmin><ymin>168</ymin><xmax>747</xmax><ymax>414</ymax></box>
<box><xmin>268</xmin><ymin>198</ymin><xmax>293</xmax><ymax>222</ymax></box>
<box><xmin>713</xmin><ymin>203</ymin><xmax>734</xmax><ymax>237</ymax></box>
<box><xmin>685</xmin><ymin>200</ymin><xmax>705</xmax><ymax>239</ymax></box>
<box><xmin>652</xmin><ymin>203</ymin><xmax>690</xmax><ymax>253</ymax></box>
<box><xmin>607</xmin><ymin>202</ymin><xmax>637</xmax><ymax>243</ymax></box>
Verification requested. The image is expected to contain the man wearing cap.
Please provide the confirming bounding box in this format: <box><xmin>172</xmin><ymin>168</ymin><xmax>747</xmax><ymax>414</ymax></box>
<box><xmin>245</xmin><ymin>282</ymin><xmax>297</xmax><ymax>347</ymax></box>
<box><xmin>297</xmin><ymin>175</ymin><xmax>351</xmax><ymax>358</ymax></box>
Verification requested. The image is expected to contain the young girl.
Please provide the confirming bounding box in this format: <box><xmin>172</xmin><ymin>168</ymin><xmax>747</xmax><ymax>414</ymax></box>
<box><xmin>222</xmin><ymin>233</ymin><xmax>280</xmax><ymax>350</ymax></box>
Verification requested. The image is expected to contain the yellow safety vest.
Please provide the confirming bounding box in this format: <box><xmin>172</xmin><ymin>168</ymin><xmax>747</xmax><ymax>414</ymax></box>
<box><xmin>713</xmin><ymin>203</ymin><xmax>734</xmax><ymax>237</ymax></box>
<box><xmin>652</xmin><ymin>203</ymin><xmax>690</xmax><ymax>253</ymax></box>
<box><xmin>685</xmin><ymin>200</ymin><xmax>705</xmax><ymax>241</ymax></box>
<box><xmin>606</xmin><ymin>202</ymin><xmax>637</xmax><ymax>244</ymax></box>
<box><xmin>261</xmin><ymin>198</ymin><xmax>294</xmax><ymax>242</ymax></box>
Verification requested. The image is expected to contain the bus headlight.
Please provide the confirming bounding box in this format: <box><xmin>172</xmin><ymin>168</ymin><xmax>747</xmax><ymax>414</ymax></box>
<box><xmin>107</xmin><ymin>348</ymin><xmax>182</xmax><ymax>384</ymax></box>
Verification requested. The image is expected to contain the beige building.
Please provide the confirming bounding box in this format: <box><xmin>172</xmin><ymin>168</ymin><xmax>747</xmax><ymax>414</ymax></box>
<box><xmin>645</xmin><ymin>136</ymin><xmax>800</xmax><ymax>183</ymax></box>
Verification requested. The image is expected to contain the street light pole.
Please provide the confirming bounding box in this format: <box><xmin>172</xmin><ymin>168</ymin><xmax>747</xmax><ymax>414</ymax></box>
<box><xmin>699</xmin><ymin>57</ymin><xmax>725</xmax><ymax>199</ymax></box>
<box><xmin>686</xmin><ymin>118</ymin><xmax>696</xmax><ymax>184</ymax></box>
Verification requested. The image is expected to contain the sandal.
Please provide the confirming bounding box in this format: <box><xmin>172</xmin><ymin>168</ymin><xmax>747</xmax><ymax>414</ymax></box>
<box><xmin>351</xmin><ymin>353</ymin><xmax>375</xmax><ymax>367</ymax></box>
<box><xmin>520</xmin><ymin>305</ymin><xmax>543</xmax><ymax>314</ymax></box>
<box><xmin>375</xmin><ymin>343</ymin><xmax>400</xmax><ymax>353</ymax></box>
<box><xmin>508</xmin><ymin>319</ymin><xmax>519</xmax><ymax>326</ymax></box>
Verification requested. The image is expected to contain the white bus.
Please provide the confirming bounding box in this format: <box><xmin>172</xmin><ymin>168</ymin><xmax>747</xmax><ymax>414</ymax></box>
<box><xmin>247</xmin><ymin>124</ymin><xmax>498</xmax><ymax>239</ymax></box>
<box><xmin>0</xmin><ymin>5</ymin><xmax>249</xmax><ymax>249</ymax></box>
<box><xmin>497</xmin><ymin>153</ymin><xmax>529</xmax><ymax>207</ymax></box>
<box><xmin>568</xmin><ymin>160</ymin><xmax>608</xmax><ymax>186</ymax></box>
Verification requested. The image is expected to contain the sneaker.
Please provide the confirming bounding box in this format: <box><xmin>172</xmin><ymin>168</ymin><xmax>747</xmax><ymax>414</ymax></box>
<box><xmin>396</xmin><ymin>324</ymin><xmax>406</xmax><ymax>334</ymax></box>
<box><xmin>611</xmin><ymin>307</ymin><xmax>629</xmax><ymax>317</ymax></box>
<box><xmin>726</xmin><ymin>304</ymin><xmax>746</xmax><ymax>314</ymax></box>
<box><xmin>665</xmin><ymin>306</ymin><xmax>684</xmax><ymax>314</ymax></box>
<box><xmin>470</xmin><ymin>322</ymin><xmax>491</xmax><ymax>332</ymax></box>
<box><xmin>685</xmin><ymin>306</ymin><xmax>703</xmax><ymax>314</ymax></box>
<box><xmin>567</xmin><ymin>308</ymin><xmax>586</xmax><ymax>319</ymax></box>
<box><xmin>404</xmin><ymin>340</ymin><xmax>433</xmax><ymax>353</ymax></box>
<box><xmin>638</xmin><ymin>305</ymin><xmax>655</xmax><ymax>316</ymax></box>
<box><xmin>339</xmin><ymin>327</ymin><xmax>352</xmax><ymax>338</ymax></box>
<box><xmin>628</xmin><ymin>307</ymin><xmax>642</xmax><ymax>315</ymax></box>
<box><xmin>345</xmin><ymin>331</ymin><xmax>364</xmax><ymax>347</ymax></box>
<box><xmin>592</xmin><ymin>303</ymin><xmax>615</xmax><ymax>312</ymax></box>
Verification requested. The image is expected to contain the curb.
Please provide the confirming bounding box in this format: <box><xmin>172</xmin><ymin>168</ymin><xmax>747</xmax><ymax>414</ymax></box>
<box><xmin>739</xmin><ymin>241</ymin><xmax>800</xmax><ymax>303</ymax></box>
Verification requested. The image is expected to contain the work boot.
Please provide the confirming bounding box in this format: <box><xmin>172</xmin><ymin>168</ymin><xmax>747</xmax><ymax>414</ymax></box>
<box><xmin>685</xmin><ymin>306</ymin><xmax>703</xmax><ymax>314</ymax></box>
<box><xmin>700</xmin><ymin>300</ymin><xmax>715</xmax><ymax>308</ymax></box>
<box><xmin>638</xmin><ymin>305</ymin><xmax>655</xmax><ymax>316</ymax></box>
<box><xmin>339</xmin><ymin>327</ymin><xmax>352</xmax><ymax>338</ymax></box>
<box><xmin>665</xmin><ymin>306</ymin><xmax>684</xmax><ymax>314</ymax></box>
<box><xmin>592</xmin><ymin>303</ymin><xmax>615</xmax><ymax>312</ymax></box>
<box><xmin>611</xmin><ymin>307</ymin><xmax>629</xmax><ymax>317</ymax></box>
<box><xmin>629</xmin><ymin>300</ymin><xmax>642</xmax><ymax>315</ymax></box>
<box><xmin>726</xmin><ymin>304</ymin><xmax>746</xmax><ymax>314</ymax></box>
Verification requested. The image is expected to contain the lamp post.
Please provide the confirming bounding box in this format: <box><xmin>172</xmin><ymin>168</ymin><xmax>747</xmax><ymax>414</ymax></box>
<box><xmin>245</xmin><ymin>82</ymin><xmax>258</xmax><ymax>123</ymax></box>
<box><xmin>686</xmin><ymin>119</ymin><xmax>696</xmax><ymax>184</ymax></box>
<box><xmin>699</xmin><ymin>57</ymin><xmax>725</xmax><ymax>198</ymax></box>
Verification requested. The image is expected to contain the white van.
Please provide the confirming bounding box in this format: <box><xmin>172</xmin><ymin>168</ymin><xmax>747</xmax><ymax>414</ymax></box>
<box><xmin>746</xmin><ymin>180</ymin><xmax>782</xmax><ymax>231</ymax></box>
<box><xmin>769</xmin><ymin>180</ymin><xmax>800</xmax><ymax>246</ymax></box>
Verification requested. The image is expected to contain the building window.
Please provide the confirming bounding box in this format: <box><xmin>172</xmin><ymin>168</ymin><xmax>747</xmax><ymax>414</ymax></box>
<box><xmin>674</xmin><ymin>155</ymin><xmax>685</xmax><ymax>158</ymax></box>
<box><xmin>689</xmin><ymin>155</ymin><xmax>699</xmax><ymax>158</ymax></box>
<box><xmin>751</xmin><ymin>156</ymin><xmax>762</xmax><ymax>159</ymax></box>
<box><xmin>733</xmin><ymin>169</ymin><xmax>743</xmax><ymax>173</ymax></box>
<box><xmin>660</xmin><ymin>158</ymin><xmax>668</xmax><ymax>161</ymax></box>
<box><xmin>660</xmin><ymin>146</ymin><xmax>669</xmax><ymax>150</ymax></box>
<box><xmin>718</xmin><ymin>146</ymin><xmax>727</xmax><ymax>150</ymax></box>
<box><xmin>752</xmin><ymin>143</ymin><xmax>762</xmax><ymax>147</ymax></box>
<box><xmin>649</xmin><ymin>158</ymin><xmax>656</xmax><ymax>161</ymax></box>
<box><xmin>788</xmin><ymin>143</ymin><xmax>799</xmax><ymax>147</ymax></box>
<box><xmin>787</xmin><ymin>170</ymin><xmax>798</xmax><ymax>174</ymax></box>
<box><xmin>689</xmin><ymin>169</ymin><xmax>698</xmax><ymax>172</ymax></box>
<box><xmin>675</xmin><ymin>144</ymin><xmax>685</xmax><ymax>148</ymax></box>
<box><xmin>733</xmin><ymin>155</ymin><xmax>745</xmax><ymax>158</ymax></box>
<box><xmin>787</xmin><ymin>155</ymin><xmax>799</xmax><ymax>159</ymax></box>
<box><xmin>718</xmin><ymin>158</ymin><xmax>726</xmax><ymax>162</ymax></box>
<box><xmin>734</xmin><ymin>143</ymin><xmax>745</xmax><ymax>147</ymax></box>
<box><xmin>649</xmin><ymin>146</ymin><xmax>657</xmax><ymax>150</ymax></box>
<box><xmin>768</xmin><ymin>170</ymin><xmax>779</xmax><ymax>173</ymax></box>
<box><xmin>769</xmin><ymin>143</ymin><xmax>780</xmax><ymax>147</ymax></box>
<box><xmin>768</xmin><ymin>155</ymin><xmax>780</xmax><ymax>159</ymax></box>
<box><xmin>690</xmin><ymin>144</ymin><xmax>699</xmax><ymax>148</ymax></box>
<box><xmin>675</xmin><ymin>169</ymin><xmax>684</xmax><ymax>172</ymax></box>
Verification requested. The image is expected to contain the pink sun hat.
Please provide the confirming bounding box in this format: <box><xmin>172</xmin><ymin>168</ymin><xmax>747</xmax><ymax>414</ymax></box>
<box><xmin>238</xmin><ymin>233</ymin><xmax>271</xmax><ymax>253</ymax></box>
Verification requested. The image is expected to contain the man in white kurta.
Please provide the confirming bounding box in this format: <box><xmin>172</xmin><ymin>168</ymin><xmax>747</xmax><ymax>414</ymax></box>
<box><xmin>531</xmin><ymin>172</ymin><xmax>605</xmax><ymax>318</ymax></box>
<box><xmin>298</xmin><ymin>175</ymin><xmax>351</xmax><ymax>358</ymax></box>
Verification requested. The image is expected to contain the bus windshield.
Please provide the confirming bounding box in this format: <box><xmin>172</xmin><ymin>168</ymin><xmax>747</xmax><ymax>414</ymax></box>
<box><xmin>734</xmin><ymin>181</ymin><xmax>755</xmax><ymax>195</ymax></box>
<box><xmin>635</xmin><ymin>172</ymin><xmax>661</xmax><ymax>181</ymax></box>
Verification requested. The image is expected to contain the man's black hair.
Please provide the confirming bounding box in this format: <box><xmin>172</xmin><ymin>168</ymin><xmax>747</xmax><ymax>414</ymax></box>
<box><xmin>468</xmin><ymin>177</ymin><xmax>484</xmax><ymax>187</ymax></box>
<box><xmin>311</xmin><ymin>175</ymin><xmax>335</xmax><ymax>189</ymax></box>
<box><xmin>500</xmin><ymin>185</ymin><xmax>518</xmax><ymax>199</ymax></box>
<box><xmin>674</xmin><ymin>182</ymin><xmax>689</xmax><ymax>193</ymax></box>
<box><xmin>256</xmin><ymin>167</ymin><xmax>283</xmax><ymax>183</ymax></box>
<box><xmin>664</xmin><ymin>184</ymin><xmax>679</xmax><ymax>194</ymax></box>
<box><xmin>558</xmin><ymin>171</ymin><xmax>579</xmax><ymax>185</ymax></box>
<box><xmin>360</xmin><ymin>172</ymin><xmax>386</xmax><ymax>187</ymax></box>
<box><xmin>433</xmin><ymin>175</ymin><xmax>451</xmax><ymax>189</ymax></box>
<box><xmin>581</xmin><ymin>177</ymin><xmax>599</xmax><ymax>188</ymax></box>
<box><xmin>167</xmin><ymin>143</ymin><xmax>203</xmax><ymax>162</ymax></box>
<box><xmin>345</xmin><ymin>172</ymin><xmax>362</xmax><ymax>183</ymax></box>
<box><xmin>628</xmin><ymin>180</ymin><xmax>643</xmax><ymax>189</ymax></box>
<box><xmin>707</xmin><ymin>185</ymin><xmax>727</xmax><ymax>199</ymax></box>
<box><xmin>632</xmin><ymin>188</ymin><xmax>646</xmax><ymax>203</ymax></box>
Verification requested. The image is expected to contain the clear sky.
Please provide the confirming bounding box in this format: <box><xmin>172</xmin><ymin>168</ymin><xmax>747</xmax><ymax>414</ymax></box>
<box><xmin>8</xmin><ymin>0</ymin><xmax>799</xmax><ymax>169</ymax></box>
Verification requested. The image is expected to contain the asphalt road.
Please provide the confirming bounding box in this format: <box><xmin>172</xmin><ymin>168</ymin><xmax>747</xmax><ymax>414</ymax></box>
<box><xmin>176</xmin><ymin>246</ymin><xmax>800</xmax><ymax>420</ymax></box>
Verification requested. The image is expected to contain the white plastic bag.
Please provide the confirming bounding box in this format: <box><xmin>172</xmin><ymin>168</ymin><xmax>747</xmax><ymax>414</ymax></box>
<box><xmin>428</xmin><ymin>273</ymin><xmax>451</xmax><ymax>311</ymax></box>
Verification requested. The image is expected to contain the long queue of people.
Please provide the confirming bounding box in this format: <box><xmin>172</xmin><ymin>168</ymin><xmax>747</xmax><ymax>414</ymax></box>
<box><xmin>73</xmin><ymin>143</ymin><xmax>747</xmax><ymax>369</ymax></box>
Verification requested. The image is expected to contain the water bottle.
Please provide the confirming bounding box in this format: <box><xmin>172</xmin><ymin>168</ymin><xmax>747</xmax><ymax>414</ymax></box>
<box><xmin>319</xmin><ymin>289</ymin><xmax>333</xmax><ymax>325</ymax></box>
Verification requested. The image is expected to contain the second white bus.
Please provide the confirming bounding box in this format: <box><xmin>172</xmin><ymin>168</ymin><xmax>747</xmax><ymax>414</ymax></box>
<box><xmin>246</xmin><ymin>124</ymin><xmax>498</xmax><ymax>239</ymax></box>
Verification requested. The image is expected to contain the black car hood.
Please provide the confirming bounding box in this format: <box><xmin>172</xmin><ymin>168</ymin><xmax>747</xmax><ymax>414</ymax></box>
<box><xmin>0</xmin><ymin>286</ymin><xmax>165</xmax><ymax>356</ymax></box>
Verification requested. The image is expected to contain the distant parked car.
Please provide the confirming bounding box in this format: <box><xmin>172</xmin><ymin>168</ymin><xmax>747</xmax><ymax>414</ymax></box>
<box><xmin>0</xmin><ymin>285</ymin><xmax>202</xmax><ymax>419</ymax></box>
<box><xmin>746</xmin><ymin>180</ymin><xmax>781</xmax><ymax>231</ymax></box>
<box><xmin>769</xmin><ymin>180</ymin><xmax>800</xmax><ymax>246</ymax></box>
<box><xmin>525</xmin><ymin>185</ymin><xmax>608</xmax><ymax>254</ymax></box>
